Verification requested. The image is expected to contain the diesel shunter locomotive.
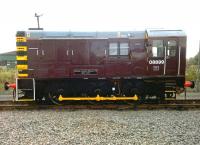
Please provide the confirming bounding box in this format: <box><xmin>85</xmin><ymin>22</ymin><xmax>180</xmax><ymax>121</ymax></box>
<box><xmin>5</xmin><ymin>29</ymin><xmax>194</xmax><ymax>104</ymax></box>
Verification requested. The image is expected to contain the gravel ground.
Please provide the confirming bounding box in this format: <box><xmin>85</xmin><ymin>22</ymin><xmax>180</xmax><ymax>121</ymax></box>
<box><xmin>1</xmin><ymin>110</ymin><xmax>200</xmax><ymax>145</ymax></box>
<box><xmin>178</xmin><ymin>92</ymin><xmax>200</xmax><ymax>100</ymax></box>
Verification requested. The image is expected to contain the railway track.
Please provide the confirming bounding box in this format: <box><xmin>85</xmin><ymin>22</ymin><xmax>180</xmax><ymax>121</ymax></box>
<box><xmin>1</xmin><ymin>100</ymin><xmax>200</xmax><ymax>110</ymax></box>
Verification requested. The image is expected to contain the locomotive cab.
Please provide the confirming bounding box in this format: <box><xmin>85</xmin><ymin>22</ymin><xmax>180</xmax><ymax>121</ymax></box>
<box><xmin>146</xmin><ymin>29</ymin><xmax>186</xmax><ymax>98</ymax></box>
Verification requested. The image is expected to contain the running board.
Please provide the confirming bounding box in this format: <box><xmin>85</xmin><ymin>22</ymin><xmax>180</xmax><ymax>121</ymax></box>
<box><xmin>58</xmin><ymin>95</ymin><xmax>139</xmax><ymax>101</ymax></box>
<box><xmin>17</xmin><ymin>99</ymin><xmax>34</xmax><ymax>102</ymax></box>
<box><xmin>165</xmin><ymin>90</ymin><xmax>176</xmax><ymax>93</ymax></box>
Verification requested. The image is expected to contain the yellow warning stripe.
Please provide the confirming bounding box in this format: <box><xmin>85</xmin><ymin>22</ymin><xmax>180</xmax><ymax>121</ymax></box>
<box><xmin>17</xmin><ymin>46</ymin><xmax>27</xmax><ymax>51</ymax></box>
<box><xmin>16</xmin><ymin>37</ymin><xmax>27</xmax><ymax>42</ymax></box>
<box><xmin>17</xmin><ymin>65</ymin><xmax>28</xmax><ymax>70</ymax></box>
<box><xmin>18</xmin><ymin>73</ymin><xmax>28</xmax><ymax>77</ymax></box>
<box><xmin>58</xmin><ymin>94</ymin><xmax>139</xmax><ymax>101</ymax></box>
<box><xmin>16</xmin><ymin>56</ymin><xmax>27</xmax><ymax>61</ymax></box>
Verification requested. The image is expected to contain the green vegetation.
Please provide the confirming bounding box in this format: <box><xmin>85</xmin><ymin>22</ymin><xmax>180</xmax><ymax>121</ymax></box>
<box><xmin>0</xmin><ymin>51</ymin><xmax>16</xmax><ymax>68</ymax></box>
<box><xmin>0</xmin><ymin>68</ymin><xmax>16</xmax><ymax>94</ymax></box>
<box><xmin>186</xmin><ymin>51</ymin><xmax>200</xmax><ymax>80</ymax></box>
<box><xmin>186</xmin><ymin>51</ymin><xmax>200</xmax><ymax>92</ymax></box>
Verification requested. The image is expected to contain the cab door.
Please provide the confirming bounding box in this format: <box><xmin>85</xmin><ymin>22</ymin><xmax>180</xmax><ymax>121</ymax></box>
<box><xmin>147</xmin><ymin>39</ymin><xmax>165</xmax><ymax>76</ymax></box>
<box><xmin>165</xmin><ymin>39</ymin><xmax>179</xmax><ymax>75</ymax></box>
<box><xmin>147</xmin><ymin>38</ymin><xmax>179</xmax><ymax>76</ymax></box>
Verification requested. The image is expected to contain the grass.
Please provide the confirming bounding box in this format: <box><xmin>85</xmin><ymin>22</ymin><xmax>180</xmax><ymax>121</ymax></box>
<box><xmin>0</xmin><ymin>68</ymin><xmax>16</xmax><ymax>95</ymax></box>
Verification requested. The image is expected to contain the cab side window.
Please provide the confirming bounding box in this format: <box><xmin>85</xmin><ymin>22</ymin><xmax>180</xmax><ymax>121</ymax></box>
<box><xmin>167</xmin><ymin>40</ymin><xmax>177</xmax><ymax>57</ymax></box>
<box><xmin>109</xmin><ymin>43</ymin><xmax>118</xmax><ymax>56</ymax></box>
<box><xmin>152</xmin><ymin>40</ymin><xmax>164</xmax><ymax>57</ymax></box>
<box><xmin>120</xmin><ymin>43</ymin><xmax>129</xmax><ymax>55</ymax></box>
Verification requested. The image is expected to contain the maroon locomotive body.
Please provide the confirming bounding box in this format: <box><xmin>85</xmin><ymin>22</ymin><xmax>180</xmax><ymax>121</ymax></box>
<box><xmin>15</xmin><ymin>29</ymin><xmax>187</xmax><ymax>103</ymax></box>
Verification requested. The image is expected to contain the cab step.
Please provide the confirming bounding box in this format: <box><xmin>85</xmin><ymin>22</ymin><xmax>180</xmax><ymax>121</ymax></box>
<box><xmin>17</xmin><ymin>99</ymin><xmax>34</xmax><ymax>102</ymax></box>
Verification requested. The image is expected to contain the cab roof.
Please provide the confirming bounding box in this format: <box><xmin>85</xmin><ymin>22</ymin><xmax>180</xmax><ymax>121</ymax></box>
<box><xmin>146</xmin><ymin>29</ymin><xmax>186</xmax><ymax>37</ymax></box>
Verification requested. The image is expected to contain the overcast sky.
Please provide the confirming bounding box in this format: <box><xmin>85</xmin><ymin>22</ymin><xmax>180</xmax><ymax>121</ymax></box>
<box><xmin>0</xmin><ymin>0</ymin><xmax>199</xmax><ymax>58</ymax></box>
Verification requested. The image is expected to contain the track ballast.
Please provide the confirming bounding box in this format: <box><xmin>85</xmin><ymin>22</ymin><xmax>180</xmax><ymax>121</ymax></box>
<box><xmin>1</xmin><ymin>100</ymin><xmax>200</xmax><ymax>110</ymax></box>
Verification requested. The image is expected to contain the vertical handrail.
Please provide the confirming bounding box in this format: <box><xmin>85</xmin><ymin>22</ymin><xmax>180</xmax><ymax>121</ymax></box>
<box><xmin>164</xmin><ymin>46</ymin><xmax>167</xmax><ymax>75</ymax></box>
<box><xmin>33</xmin><ymin>78</ymin><xmax>36</xmax><ymax>101</ymax></box>
<box><xmin>16</xmin><ymin>78</ymin><xmax>18</xmax><ymax>101</ymax></box>
<box><xmin>178</xmin><ymin>46</ymin><xmax>181</xmax><ymax>75</ymax></box>
<box><xmin>197</xmin><ymin>40</ymin><xmax>200</xmax><ymax>92</ymax></box>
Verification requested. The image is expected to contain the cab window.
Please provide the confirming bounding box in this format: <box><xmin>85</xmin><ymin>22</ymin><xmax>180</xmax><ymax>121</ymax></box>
<box><xmin>167</xmin><ymin>40</ymin><xmax>177</xmax><ymax>57</ymax></box>
<box><xmin>120</xmin><ymin>43</ymin><xmax>129</xmax><ymax>55</ymax></box>
<box><xmin>152</xmin><ymin>40</ymin><xmax>164</xmax><ymax>57</ymax></box>
<box><xmin>109</xmin><ymin>43</ymin><xmax>118</xmax><ymax>56</ymax></box>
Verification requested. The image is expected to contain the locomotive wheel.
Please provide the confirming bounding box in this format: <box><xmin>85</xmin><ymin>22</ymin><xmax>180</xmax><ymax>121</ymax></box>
<box><xmin>48</xmin><ymin>92</ymin><xmax>62</xmax><ymax>105</ymax></box>
<box><xmin>123</xmin><ymin>87</ymin><xmax>144</xmax><ymax>106</ymax></box>
<box><xmin>131</xmin><ymin>87</ymin><xmax>145</xmax><ymax>103</ymax></box>
<box><xmin>47</xmin><ymin>88</ymin><xmax>64</xmax><ymax>105</ymax></box>
<box><xmin>94</xmin><ymin>89</ymin><xmax>102</xmax><ymax>96</ymax></box>
<box><xmin>87</xmin><ymin>89</ymin><xmax>102</xmax><ymax>105</ymax></box>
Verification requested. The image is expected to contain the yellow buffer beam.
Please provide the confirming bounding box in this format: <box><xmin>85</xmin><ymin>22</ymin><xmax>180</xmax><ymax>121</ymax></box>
<box><xmin>18</xmin><ymin>74</ymin><xmax>28</xmax><ymax>77</ymax></box>
<box><xmin>16</xmin><ymin>56</ymin><xmax>28</xmax><ymax>61</ymax></box>
<box><xmin>17</xmin><ymin>65</ymin><xmax>28</xmax><ymax>70</ymax></box>
<box><xmin>17</xmin><ymin>46</ymin><xmax>27</xmax><ymax>51</ymax></box>
<box><xmin>16</xmin><ymin>37</ymin><xmax>27</xmax><ymax>42</ymax></box>
<box><xmin>58</xmin><ymin>95</ymin><xmax>138</xmax><ymax>101</ymax></box>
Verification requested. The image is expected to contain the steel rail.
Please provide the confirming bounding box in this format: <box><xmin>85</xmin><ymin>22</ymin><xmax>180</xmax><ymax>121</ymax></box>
<box><xmin>1</xmin><ymin>100</ymin><xmax>200</xmax><ymax>110</ymax></box>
